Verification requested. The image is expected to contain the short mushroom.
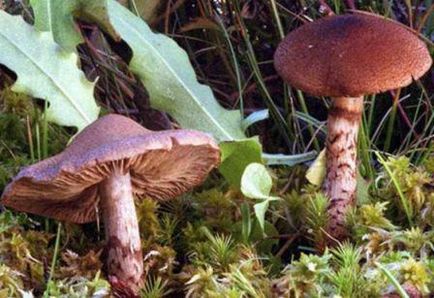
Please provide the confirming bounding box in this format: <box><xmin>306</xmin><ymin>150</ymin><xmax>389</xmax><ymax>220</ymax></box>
<box><xmin>274</xmin><ymin>14</ymin><xmax>432</xmax><ymax>241</ymax></box>
<box><xmin>1</xmin><ymin>114</ymin><xmax>220</xmax><ymax>292</ymax></box>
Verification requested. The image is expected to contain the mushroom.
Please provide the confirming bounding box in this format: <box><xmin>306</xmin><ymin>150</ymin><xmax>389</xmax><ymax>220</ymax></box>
<box><xmin>1</xmin><ymin>114</ymin><xmax>220</xmax><ymax>292</ymax></box>
<box><xmin>274</xmin><ymin>14</ymin><xmax>432</xmax><ymax>241</ymax></box>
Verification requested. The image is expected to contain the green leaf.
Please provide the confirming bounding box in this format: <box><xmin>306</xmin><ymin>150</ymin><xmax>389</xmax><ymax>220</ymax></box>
<box><xmin>240</xmin><ymin>202</ymin><xmax>252</xmax><ymax>244</ymax></box>
<box><xmin>241</xmin><ymin>163</ymin><xmax>280</xmax><ymax>233</ymax></box>
<box><xmin>0</xmin><ymin>11</ymin><xmax>100</xmax><ymax>131</ymax></box>
<box><xmin>219</xmin><ymin>137</ymin><xmax>263</xmax><ymax>188</ymax></box>
<box><xmin>356</xmin><ymin>171</ymin><xmax>371</xmax><ymax>205</ymax></box>
<box><xmin>241</xmin><ymin>109</ymin><xmax>269</xmax><ymax>131</ymax></box>
<box><xmin>30</xmin><ymin>0</ymin><xmax>118</xmax><ymax>51</ymax></box>
<box><xmin>105</xmin><ymin>0</ymin><xmax>245</xmax><ymax>142</ymax></box>
<box><xmin>264</xmin><ymin>151</ymin><xmax>317</xmax><ymax>166</ymax></box>
<box><xmin>253</xmin><ymin>200</ymin><xmax>269</xmax><ymax>232</ymax></box>
<box><xmin>30</xmin><ymin>0</ymin><xmax>82</xmax><ymax>51</ymax></box>
<box><xmin>241</xmin><ymin>163</ymin><xmax>276</xmax><ymax>200</ymax></box>
<box><xmin>99</xmin><ymin>0</ymin><xmax>315</xmax><ymax>171</ymax></box>
<box><xmin>306</xmin><ymin>149</ymin><xmax>326</xmax><ymax>186</ymax></box>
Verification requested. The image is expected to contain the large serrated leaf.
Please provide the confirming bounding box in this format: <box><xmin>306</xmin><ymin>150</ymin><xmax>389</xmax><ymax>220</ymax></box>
<box><xmin>0</xmin><ymin>11</ymin><xmax>100</xmax><ymax>131</ymax></box>
<box><xmin>106</xmin><ymin>0</ymin><xmax>245</xmax><ymax>142</ymax></box>
<box><xmin>30</xmin><ymin>0</ymin><xmax>118</xmax><ymax>51</ymax></box>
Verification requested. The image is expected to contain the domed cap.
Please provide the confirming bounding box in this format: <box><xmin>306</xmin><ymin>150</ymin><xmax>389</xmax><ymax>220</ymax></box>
<box><xmin>1</xmin><ymin>114</ymin><xmax>220</xmax><ymax>223</ymax></box>
<box><xmin>274</xmin><ymin>13</ymin><xmax>432</xmax><ymax>97</ymax></box>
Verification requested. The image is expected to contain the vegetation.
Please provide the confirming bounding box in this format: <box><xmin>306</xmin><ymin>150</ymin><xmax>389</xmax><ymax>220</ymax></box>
<box><xmin>0</xmin><ymin>0</ymin><xmax>433</xmax><ymax>297</ymax></box>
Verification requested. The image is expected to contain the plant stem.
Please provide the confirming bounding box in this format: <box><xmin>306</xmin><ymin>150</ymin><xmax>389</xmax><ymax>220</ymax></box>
<box><xmin>42</xmin><ymin>100</ymin><xmax>48</xmax><ymax>159</ymax></box>
<box><xmin>296</xmin><ymin>90</ymin><xmax>321</xmax><ymax>151</ymax></box>
<box><xmin>26</xmin><ymin>116</ymin><xmax>35</xmax><ymax>163</ymax></box>
<box><xmin>383</xmin><ymin>90</ymin><xmax>401</xmax><ymax>152</ymax></box>
<box><xmin>359</xmin><ymin>112</ymin><xmax>374</xmax><ymax>180</ymax></box>
<box><xmin>47</xmin><ymin>223</ymin><xmax>62</xmax><ymax>286</ymax></box>
<box><xmin>269</xmin><ymin>0</ymin><xmax>285</xmax><ymax>39</ymax></box>
<box><xmin>375</xmin><ymin>151</ymin><xmax>413</xmax><ymax>226</ymax></box>
<box><xmin>215</xmin><ymin>15</ymin><xmax>244</xmax><ymax>115</ymax></box>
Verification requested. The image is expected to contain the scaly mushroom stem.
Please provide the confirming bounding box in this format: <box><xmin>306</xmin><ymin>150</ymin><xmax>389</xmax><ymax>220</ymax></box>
<box><xmin>323</xmin><ymin>96</ymin><xmax>364</xmax><ymax>241</ymax></box>
<box><xmin>99</xmin><ymin>169</ymin><xmax>143</xmax><ymax>292</ymax></box>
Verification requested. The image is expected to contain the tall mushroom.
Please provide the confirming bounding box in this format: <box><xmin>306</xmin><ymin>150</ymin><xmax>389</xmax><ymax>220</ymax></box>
<box><xmin>274</xmin><ymin>14</ymin><xmax>432</xmax><ymax>241</ymax></box>
<box><xmin>1</xmin><ymin>114</ymin><xmax>220</xmax><ymax>292</ymax></box>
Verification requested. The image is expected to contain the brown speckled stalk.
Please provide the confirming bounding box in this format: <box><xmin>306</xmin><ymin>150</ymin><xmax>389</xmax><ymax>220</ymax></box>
<box><xmin>99</xmin><ymin>168</ymin><xmax>143</xmax><ymax>292</ymax></box>
<box><xmin>323</xmin><ymin>96</ymin><xmax>363</xmax><ymax>241</ymax></box>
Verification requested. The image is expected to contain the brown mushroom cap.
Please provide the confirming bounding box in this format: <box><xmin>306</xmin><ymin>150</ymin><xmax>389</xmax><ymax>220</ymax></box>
<box><xmin>274</xmin><ymin>14</ymin><xmax>432</xmax><ymax>97</ymax></box>
<box><xmin>1</xmin><ymin>114</ymin><xmax>220</xmax><ymax>223</ymax></box>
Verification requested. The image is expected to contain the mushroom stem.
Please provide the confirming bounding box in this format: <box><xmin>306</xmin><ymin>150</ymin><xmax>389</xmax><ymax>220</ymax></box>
<box><xmin>323</xmin><ymin>96</ymin><xmax>364</xmax><ymax>241</ymax></box>
<box><xmin>99</xmin><ymin>169</ymin><xmax>143</xmax><ymax>292</ymax></box>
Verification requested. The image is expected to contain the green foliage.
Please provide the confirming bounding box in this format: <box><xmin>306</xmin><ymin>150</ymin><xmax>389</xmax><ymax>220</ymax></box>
<box><xmin>105</xmin><ymin>0</ymin><xmax>245</xmax><ymax>142</ymax></box>
<box><xmin>136</xmin><ymin>197</ymin><xmax>161</xmax><ymax>240</ymax></box>
<box><xmin>392</xmin><ymin>227</ymin><xmax>434</xmax><ymax>256</ymax></box>
<box><xmin>241</xmin><ymin>163</ymin><xmax>281</xmax><ymax>232</ymax></box>
<box><xmin>280</xmin><ymin>189</ymin><xmax>306</xmax><ymax>230</ymax></box>
<box><xmin>99</xmin><ymin>0</ymin><xmax>317</xmax><ymax>178</ymax></box>
<box><xmin>181</xmin><ymin>241</ymin><xmax>270</xmax><ymax>297</ymax></box>
<box><xmin>0</xmin><ymin>264</ymin><xmax>24</xmax><ymax>298</ymax></box>
<box><xmin>378</xmin><ymin>155</ymin><xmax>434</xmax><ymax>224</ymax></box>
<box><xmin>357</xmin><ymin>202</ymin><xmax>395</xmax><ymax>230</ymax></box>
<box><xmin>188</xmin><ymin>227</ymin><xmax>238</xmax><ymax>272</ymax></box>
<box><xmin>331</xmin><ymin>242</ymin><xmax>362</xmax><ymax>270</ymax></box>
<box><xmin>191</xmin><ymin>189</ymin><xmax>236</xmax><ymax>232</ymax></box>
<box><xmin>31</xmin><ymin>0</ymin><xmax>118</xmax><ymax>51</ymax></box>
<box><xmin>219</xmin><ymin>137</ymin><xmax>263</xmax><ymax>188</ymax></box>
<box><xmin>157</xmin><ymin>213</ymin><xmax>179</xmax><ymax>246</ymax></box>
<box><xmin>241</xmin><ymin>163</ymin><xmax>278</xmax><ymax>201</ymax></box>
<box><xmin>0</xmin><ymin>87</ymin><xmax>33</xmax><ymax>116</ymax></box>
<box><xmin>43</xmin><ymin>271</ymin><xmax>110</xmax><ymax>298</ymax></box>
<box><xmin>423</xmin><ymin>155</ymin><xmax>434</xmax><ymax>174</ymax></box>
<box><xmin>375</xmin><ymin>261</ymin><xmax>410</xmax><ymax>298</ymax></box>
<box><xmin>0</xmin><ymin>212</ymin><xmax>48</xmax><ymax>296</ymax></box>
<box><xmin>0</xmin><ymin>220</ymin><xmax>48</xmax><ymax>288</ymax></box>
<box><xmin>1</xmin><ymin>144</ymin><xmax>433</xmax><ymax>296</ymax></box>
<box><xmin>57</xmin><ymin>250</ymin><xmax>103</xmax><ymax>280</ymax></box>
<box><xmin>0</xmin><ymin>11</ymin><xmax>100</xmax><ymax>131</ymax></box>
<box><xmin>328</xmin><ymin>243</ymin><xmax>375</xmax><ymax>297</ymax></box>
<box><xmin>0</xmin><ymin>87</ymin><xmax>71</xmax><ymax>191</ymax></box>
<box><xmin>140</xmin><ymin>276</ymin><xmax>169</xmax><ymax>298</ymax></box>
<box><xmin>225</xmin><ymin>262</ymin><xmax>270</xmax><ymax>298</ymax></box>
<box><xmin>399</xmin><ymin>258</ymin><xmax>431</xmax><ymax>294</ymax></box>
<box><xmin>275</xmin><ymin>253</ymin><xmax>331</xmax><ymax>297</ymax></box>
<box><xmin>304</xmin><ymin>191</ymin><xmax>329</xmax><ymax>246</ymax></box>
<box><xmin>31</xmin><ymin>0</ymin><xmax>84</xmax><ymax>51</ymax></box>
<box><xmin>183</xmin><ymin>266</ymin><xmax>217</xmax><ymax>297</ymax></box>
<box><xmin>287</xmin><ymin>253</ymin><xmax>331</xmax><ymax>282</ymax></box>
